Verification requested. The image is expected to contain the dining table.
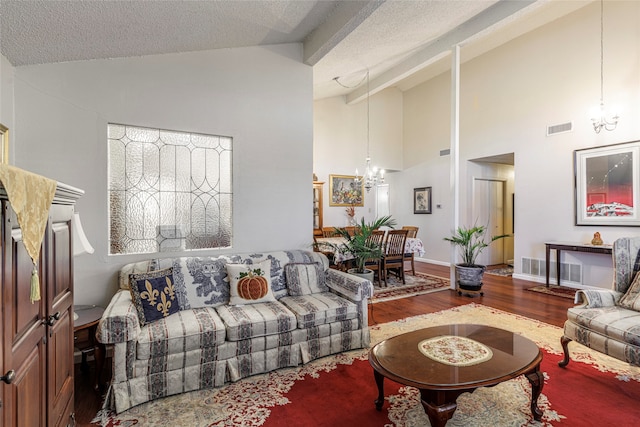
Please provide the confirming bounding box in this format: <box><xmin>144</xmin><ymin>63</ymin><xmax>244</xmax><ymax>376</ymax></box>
<box><xmin>314</xmin><ymin>235</ymin><xmax>425</xmax><ymax>264</ymax></box>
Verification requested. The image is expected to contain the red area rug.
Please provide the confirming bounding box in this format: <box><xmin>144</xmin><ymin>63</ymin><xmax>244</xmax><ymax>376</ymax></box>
<box><xmin>97</xmin><ymin>304</ymin><xmax>640</xmax><ymax>426</ymax></box>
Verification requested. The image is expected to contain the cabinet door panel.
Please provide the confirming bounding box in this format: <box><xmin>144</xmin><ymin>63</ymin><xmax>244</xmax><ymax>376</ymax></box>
<box><xmin>47</xmin><ymin>207</ymin><xmax>74</xmax><ymax>427</ymax></box>
<box><xmin>12</xmin><ymin>347</ymin><xmax>45</xmax><ymax>427</ymax></box>
<box><xmin>2</xmin><ymin>204</ymin><xmax>46</xmax><ymax>427</ymax></box>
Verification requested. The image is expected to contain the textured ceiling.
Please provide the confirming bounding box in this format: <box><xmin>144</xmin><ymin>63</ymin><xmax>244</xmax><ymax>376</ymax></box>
<box><xmin>0</xmin><ymin>0</ymin><xmax>591</xmax><ymax>100</ymax></box>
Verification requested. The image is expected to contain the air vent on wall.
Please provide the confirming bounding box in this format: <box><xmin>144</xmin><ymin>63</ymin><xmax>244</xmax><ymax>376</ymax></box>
<box><xmin>546</xmin><ymin>121</ymin><xmax>573</xmax><ymax>136</ymax></box>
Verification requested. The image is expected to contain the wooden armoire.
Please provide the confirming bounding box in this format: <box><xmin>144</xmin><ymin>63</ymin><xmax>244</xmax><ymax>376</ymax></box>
<box><xmin>0</xmin><ymin>182</ymin><xmax>82</xmax><ymax>427</ymax></box>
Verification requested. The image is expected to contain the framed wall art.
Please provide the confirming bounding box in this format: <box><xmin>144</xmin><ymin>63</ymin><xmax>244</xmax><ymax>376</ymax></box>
<box><xmin>329</xmin><ymin>174</ymin><xmax>364</xmax><ymax>206</ymax></box>
<box><xmin>574</xmin><ymin>140</ymin><xmax>640</xmax><ymax>226</ymax></box>
<box><xmin>414</xmin><ymin>187</ymin><xmax>432</xmax><ymax>214</ymax></box>
<box><xmin>0</xmin><ymin>124</ymin><xmax>7</xmax><ymax>164</ymax></box>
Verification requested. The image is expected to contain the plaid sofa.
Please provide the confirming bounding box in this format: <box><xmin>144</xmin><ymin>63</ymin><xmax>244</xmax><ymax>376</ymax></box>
<box><xmin>560</xmin><ymin>237</ymin><xmax>640</xmax><ymax>367</ymax></box>
<box><xmin>97</xmin><ymin>250</ymin><xmax>373</xmax><ymax>413</ymax></box>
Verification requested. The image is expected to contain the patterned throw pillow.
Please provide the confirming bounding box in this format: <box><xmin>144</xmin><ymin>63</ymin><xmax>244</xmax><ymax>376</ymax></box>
<box><xmin>129</xmin><ymin>267</ymin><xmax>180</xmax><ymax>326</ymax></box>
<box><xmin>619</xmin><ymin>272</ymin><xmax>640</xmax><ymax>310</ymax></box>
<box><xmin>285</xmin><ymin>262</ymin><xmax>328</xmax><ymax>296</ymax></box>
<box><xmin>226</xmin><ymin>260</ymin><xmax>277</xmax><ymax>305</ymax></box>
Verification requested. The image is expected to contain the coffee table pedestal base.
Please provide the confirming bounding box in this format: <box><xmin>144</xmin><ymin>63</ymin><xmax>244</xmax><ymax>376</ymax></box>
<box><xmin>421</xmin><ymin>390</ymin><xmax>460</xmax><ymax>427</ymax></box>
<box><xmin>373</xmin><ymin>366</ymin><xmax>544</xmax><ymax>426</ymax></box>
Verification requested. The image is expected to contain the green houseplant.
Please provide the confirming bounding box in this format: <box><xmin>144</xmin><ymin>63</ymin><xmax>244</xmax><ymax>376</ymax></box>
<box><xmin>326</xmin><ymin>215</ymin><xmax>397</xmax><ymax>277</ymax></box>
<box><xmin>444</xmin><ymin>225</ymin><xmax>509</xmax><ymax>291</ymax></box>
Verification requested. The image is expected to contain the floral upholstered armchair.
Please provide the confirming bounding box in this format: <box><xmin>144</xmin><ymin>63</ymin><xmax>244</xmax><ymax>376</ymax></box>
<box><xmin>559</xmin><ymin>237</ymin><xmax>640</xmax><ymax>367</ymax></box>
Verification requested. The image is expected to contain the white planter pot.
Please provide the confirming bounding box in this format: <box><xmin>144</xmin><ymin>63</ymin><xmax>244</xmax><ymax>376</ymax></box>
<box><xmin>347</xmin><ymin>268</ymin><xmax>374</xmax><ymax>283</ymax></box>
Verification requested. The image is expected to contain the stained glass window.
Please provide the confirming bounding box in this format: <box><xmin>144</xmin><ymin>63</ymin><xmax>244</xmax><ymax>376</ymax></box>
<box><xmin>108</xmin><ymin>123</ymin><xmax>232</xmax><ymax>255</ymax></box>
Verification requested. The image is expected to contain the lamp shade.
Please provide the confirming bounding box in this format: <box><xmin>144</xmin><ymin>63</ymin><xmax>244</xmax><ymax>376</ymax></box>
<box><xmin>72</xmin><ymin>212</ymin><xmax>94</xmax><ymax>256</ymax></box>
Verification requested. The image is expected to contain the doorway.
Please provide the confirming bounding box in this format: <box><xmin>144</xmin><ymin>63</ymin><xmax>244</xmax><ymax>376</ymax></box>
<box><xmin>469</xmin><ymin>153</ymin><xmax>515</xmax><ymax>267</ymax></box>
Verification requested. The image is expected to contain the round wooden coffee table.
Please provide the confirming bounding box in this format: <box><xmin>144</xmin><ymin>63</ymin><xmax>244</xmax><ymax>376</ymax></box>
<box><xmin>369</xmin><ymin>324</ymin><xmax>543</xmax><ymax>427</ymax></box>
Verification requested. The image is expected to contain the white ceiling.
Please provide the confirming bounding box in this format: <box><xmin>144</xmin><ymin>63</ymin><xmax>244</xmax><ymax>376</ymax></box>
<box><xmin>0</xmin><ymin>0</ymin><xmax>591</xmax><ymax>101</ymax></box>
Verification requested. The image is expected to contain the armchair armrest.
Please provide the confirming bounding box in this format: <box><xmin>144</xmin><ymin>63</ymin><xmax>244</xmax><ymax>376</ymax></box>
<box><xmin>574</xmin><ymin>289</ymin><xmax>623</xmax><ymax>308</ymax></box>
<box><xmin>96</xmin><ymin>289</ymin><xmax>141</xmax><ymax>344</ymax></box>
<box><xmin>325</xmin><ymin>269</ymin><xmax>373</xmax><ymax>301</ymax></box>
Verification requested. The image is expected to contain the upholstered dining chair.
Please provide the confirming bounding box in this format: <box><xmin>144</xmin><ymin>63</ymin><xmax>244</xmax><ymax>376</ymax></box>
<box><xmin>401</xmin><ymin>226</ymin><xmax>419</xmax><ymax>275</ymax></box>
<box><xmin>364</xmin><ymin>229</ymin><xmax>386</xmax><ymax>287</ymax></box>
<box><xmin>382</xmin><ymin>229</ymin><xmax>409</xmax><ymax>286</ymax></box>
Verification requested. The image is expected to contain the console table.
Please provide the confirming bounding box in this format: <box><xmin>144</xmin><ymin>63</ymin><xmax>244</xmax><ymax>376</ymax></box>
<box><xmin>545</xmin><ymin>242</ymin><xmax>612</xmax><ymax>286</ymax></box>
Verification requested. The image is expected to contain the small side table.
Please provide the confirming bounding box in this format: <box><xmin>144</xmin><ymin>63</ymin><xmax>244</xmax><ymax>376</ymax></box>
<box><xmin>73</xmin><ymin>305</ymin><xmax>105</xmax><ymax>391</ymax></box>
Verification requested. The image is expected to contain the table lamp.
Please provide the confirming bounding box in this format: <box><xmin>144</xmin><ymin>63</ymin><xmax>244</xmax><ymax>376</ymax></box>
<box><xmin>72</xmin><ymin>212</ymin><xmax>94</xmax><ymax>320</ymax></box>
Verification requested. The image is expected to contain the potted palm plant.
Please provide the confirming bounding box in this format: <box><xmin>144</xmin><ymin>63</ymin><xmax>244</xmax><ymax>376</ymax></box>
<box><xmin>444</xmin><ymin>225</ymin><xmax>509</xmax><ymax>292</ymax></box>
<box><xmin>325</xmin><ymin>215</ymin><xmax>396</xmax><ymax>281</ymax></box>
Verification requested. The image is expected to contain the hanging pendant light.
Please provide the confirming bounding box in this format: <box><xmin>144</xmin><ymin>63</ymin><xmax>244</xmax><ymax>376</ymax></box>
<box><xmin>591</xmin><ymin>0</ymin><xmax>619</xmax><ymax>133</ymax></box>
<box><xmin>353</xmin><ymin>71</ymin><xmax>384</xmax><ymax>192</ymax></box>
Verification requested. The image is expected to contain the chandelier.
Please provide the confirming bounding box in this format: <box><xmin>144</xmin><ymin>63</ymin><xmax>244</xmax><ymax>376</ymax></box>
<box><xmin>591</xmin><ymin>0</ymin><xmax>619</xmax><ymax>133</ymax></box>
<box><xmin>353</xmin><ymin>71</ymin><xmax>384</xmax><ymax>192</ymax></box>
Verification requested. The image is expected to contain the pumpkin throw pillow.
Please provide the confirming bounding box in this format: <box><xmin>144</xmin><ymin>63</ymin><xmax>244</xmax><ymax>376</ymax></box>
<box><xmin>619</xmin><ymin>271</ymin><xmax>640</xmax><ymax>310</ymax></box>
<box><xmin>129</xmin><ymin>267</ymin><xmax>180</xmax><ymax>326</ymax></box>
<box><xmin>285</xmin><ymin>262</ymin><xmax>328</xmax><ymax>296</ymax></box>
<box><xmin>226</xmin><ymin>260</ymin><xmax>277</xmax><ymax>305</ymax></box>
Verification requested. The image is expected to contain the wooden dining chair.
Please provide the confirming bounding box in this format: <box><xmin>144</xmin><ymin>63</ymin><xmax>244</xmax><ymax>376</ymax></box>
<box><xmin>322</xmin><ymin>227</ymin><xmax>340</xmax><ymax>237</ymax></box>
<box><xmin>402</xmin><ymin>226</ymin><xmax>419</xmax><ymax>238</ymax></box>
<box><xmin>344</xmin><ymin>226</ymin><xmax>358</xmax><ymax>236</ymax></box>
<box><xmin>401</xmin><ymin>226</ymin><xmax>419</xmax><ymax>275</ymax></box>
<box><xmin>364</xmin><ymin>230</ymin><xmax>386</xmax><ymax>287</ymax></box>
<box><xmin>382</xmin><ymin>229</ymin><xmax>409</xmax><ymax>286</ymax></box>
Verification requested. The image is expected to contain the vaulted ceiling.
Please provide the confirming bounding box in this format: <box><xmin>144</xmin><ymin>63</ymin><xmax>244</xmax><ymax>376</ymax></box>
<box><xmin>0</xmin><ymin>0</ymin><xmax>591</xmax><ymax>101</ymax></box>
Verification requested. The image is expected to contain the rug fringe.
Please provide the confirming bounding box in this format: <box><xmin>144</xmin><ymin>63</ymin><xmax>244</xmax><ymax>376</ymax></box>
<box><xmin>90</xmin><ymin>385</ymin><xmax>113</xmax><ymax>426</ymax></box>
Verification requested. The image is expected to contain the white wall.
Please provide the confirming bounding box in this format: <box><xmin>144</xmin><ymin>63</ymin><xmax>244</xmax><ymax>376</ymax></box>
<box><xmin>0</xmin><ymin>54</ymin><xmax>15</xmax><ymax>162</ymax></box>
<box><xmin>313</xmin><ymin>88</ymin><xmax>402</xmax><ymax>227</ymax></box>
<box><xmin>456</xmin><ymin>1</ymin><xmax>640</xmax><ymax>287</ymax></box>
<box><xmin>316</xmin><ymin>1</ymin><xmax>640</xmax><ymax>288</ymax></box>
<box><xmin>12</xmin><ymin>44</ymin><xmax>313</xmax><ymax>306</ymax></box>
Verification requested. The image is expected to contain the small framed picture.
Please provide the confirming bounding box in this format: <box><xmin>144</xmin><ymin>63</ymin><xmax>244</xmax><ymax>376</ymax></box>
<box><xmin>329</xmin><ymin>174</ymin><xmax>364</xmax><ymax>206</ymax></box>
<box><xmin>0</xmin><ymin>124</ymin><xmax>7</xmax><ymax>164</ymax></box>
<box><xmin>414</xmin><ymin>187</ymin><xmax>432</xmax><ymax>214</ymax></box>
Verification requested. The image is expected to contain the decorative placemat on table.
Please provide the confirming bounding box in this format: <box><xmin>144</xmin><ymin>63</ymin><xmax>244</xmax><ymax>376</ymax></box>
<box><xmin>418</xmin><ymin>335</ymin><xmax>493</xmax><ymax>366</ymax></box>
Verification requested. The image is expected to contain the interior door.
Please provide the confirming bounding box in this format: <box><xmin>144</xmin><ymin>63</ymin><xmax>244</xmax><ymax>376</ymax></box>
<box><xmin>376</xmin><ymin>184</ymin><xmax>390</xmax><ymax>218</ymax></box>
<box><xmin>473</xmin><ymin>179</ymin><xmax>505</xmax><ymax>266</ymax></box>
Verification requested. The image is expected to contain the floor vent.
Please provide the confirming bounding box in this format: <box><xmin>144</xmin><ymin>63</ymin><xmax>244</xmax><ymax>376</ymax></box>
<box><xmin>521</xmin><ymin>257</ymin><xmax>582</xmax><ymax>284</ymax></box>
<box><xmin>546</xmin><ymin>121</ymin><xmax>573</xmax><ymax>136</ymax></box>
<box><xmin>440</xmin><ymin>149</ymin><xmax>450</xmax><ymax>156</ymax></box>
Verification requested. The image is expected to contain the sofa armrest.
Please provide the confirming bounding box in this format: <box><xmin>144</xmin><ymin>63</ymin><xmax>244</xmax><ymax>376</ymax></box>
<box><xmin>325</xmin><ymin>269</ymin><xmax>373</xmax><ymax>302</ymax></box>
<box><xmin>574</xmin><ymin>289</ymin><xmax>623</xmax><ymax>308</ymax></box>
<box><xmin>96</xmin><ymin>289</ymin><xmax>141</xmax><ymax>344</ymax></box>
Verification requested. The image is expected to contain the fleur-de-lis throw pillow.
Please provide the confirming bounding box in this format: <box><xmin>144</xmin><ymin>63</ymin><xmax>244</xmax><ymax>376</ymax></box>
<box><xmin>226</xmin><ymin>260</ymin><xmax>277</xmax><ymax>305</ymax></box>
<box><xmin>129</xmin><ymin>267</ymin><xmax>180</xmax><ymax>325</ymax></box>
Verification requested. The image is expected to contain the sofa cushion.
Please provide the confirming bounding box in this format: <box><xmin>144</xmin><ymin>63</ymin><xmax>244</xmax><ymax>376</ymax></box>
<box><xmin>567</xmin><ymin>305</ymin><xmax>640</xmax><ymax>346</ymax></box>
<box><xmin>285</xmin><ymin>262</ymin><xmax>328</xmax><ymax>296</ymax></box>
<box><xmin>619</xmin><ymin>272</ymin><xmax>640</xmax><ymax>310</ymax></box>
<box><xmin>227</xmin><ymin>260</ymin><xmax>277</xmax><ymax>305</ymax></box>
<box><xmin>136</xmin><ymin>307</ymin><xmax>226</xmax><ymax>359</ymax></box>
<box><xmin>279</xmin><ymin>293</ymin><xmax>358</xmax><ymax>328</ymax></box>
<box><xmin>216</xmin><ymin>301</ymin><xmax>297</xmax><ymax>341</ymax></box>
<box><xmin>129</xmin><ymin>268</ymin><xmax>181</xmax><ymax>326</ymax></box>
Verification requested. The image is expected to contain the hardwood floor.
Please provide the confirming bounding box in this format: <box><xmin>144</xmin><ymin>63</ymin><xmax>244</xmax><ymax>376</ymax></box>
<box><xmin>73</xmin><ymin>261</ymin><xmax>575</xmax><ymax>425</ymax></box>
<box><xmin>369</xmin><ymin>262</ymin><xmax>574</xmax><ymax>328</ymax></box>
